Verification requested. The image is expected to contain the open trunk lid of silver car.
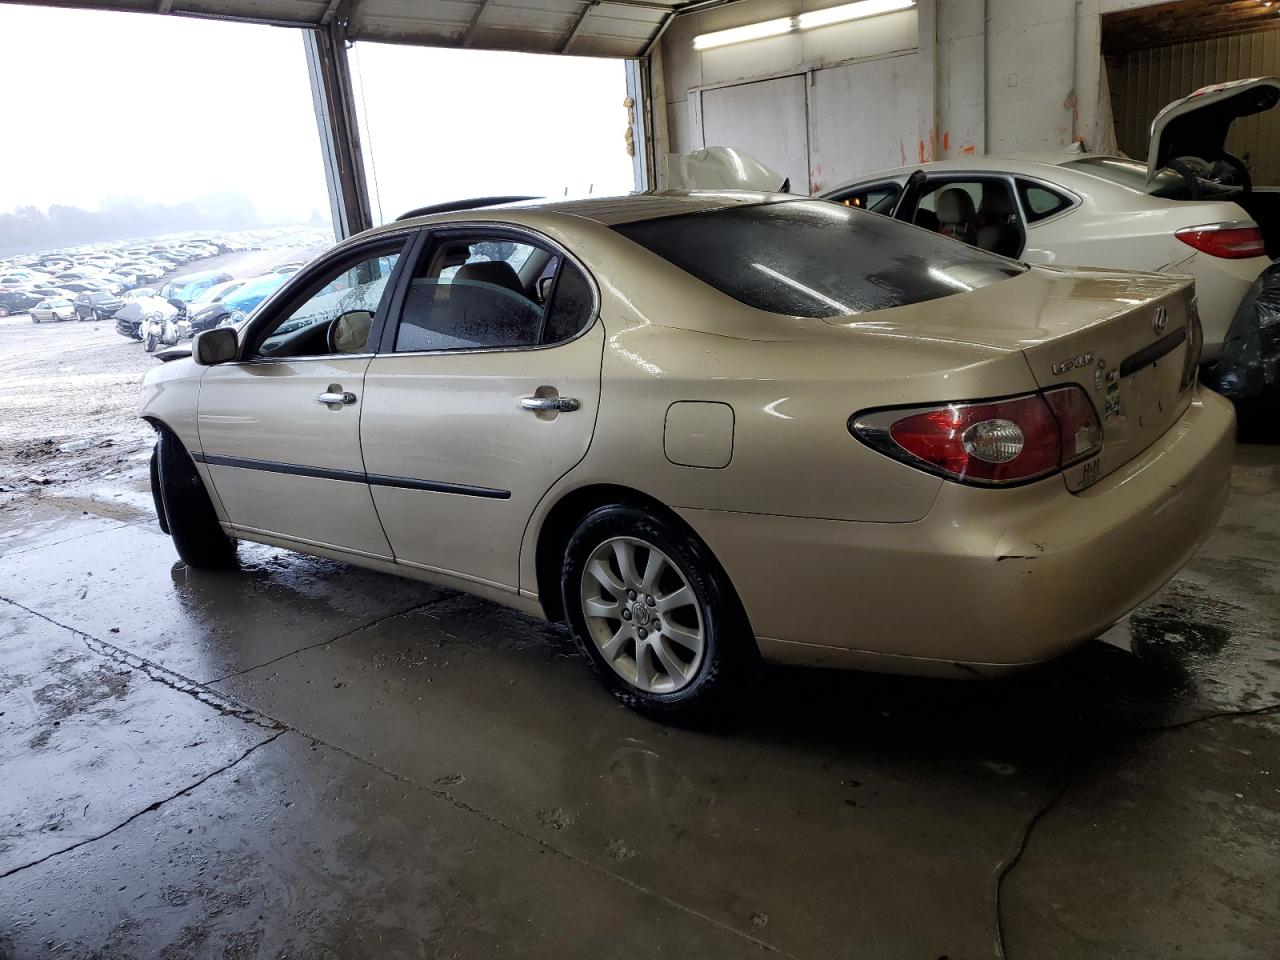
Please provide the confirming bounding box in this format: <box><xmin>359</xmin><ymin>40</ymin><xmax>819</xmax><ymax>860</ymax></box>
<box><xmin>1146</xmin><ymin>76</ymin><xmax>1280</xmax><ymax>183</ymax></box>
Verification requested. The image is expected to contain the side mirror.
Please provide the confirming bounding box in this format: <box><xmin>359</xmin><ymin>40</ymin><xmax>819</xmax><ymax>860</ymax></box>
<box><xmin>193</xmin><ymin>327</ymin><xmax>238</xmax><ymax>366</ymax></box>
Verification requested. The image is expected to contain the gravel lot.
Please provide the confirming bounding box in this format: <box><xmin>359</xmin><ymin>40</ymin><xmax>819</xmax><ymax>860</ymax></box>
<box><xmin>0</xmin><ymin>246</ymin><xmax>322</xmax><ymax>509</ymax></box>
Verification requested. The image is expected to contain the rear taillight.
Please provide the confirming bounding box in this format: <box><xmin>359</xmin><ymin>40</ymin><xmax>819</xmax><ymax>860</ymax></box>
<box><xmin>1182</xmin><ymin>297</ymin><xmax>1204</xmax><ymax>389</ymax></box>
<box><xmin>850</xmin><ymin>386</ymin><xmax>1103</xmax><ymax>486</ymax></box>
<box><xmin>1175</xmin><ymin>222</ymin><xmax>1267</xmax><ymax>259</ymax></box>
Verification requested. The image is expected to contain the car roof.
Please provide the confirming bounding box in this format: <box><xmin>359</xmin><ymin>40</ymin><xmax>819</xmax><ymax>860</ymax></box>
<box><xmin>365</xmin><ymin>190</ymin><xmax>791</xmax><ymax>238</ymax></box>
<box><xmin>822</xmin><ymin>152</ymin><xmax>1140</xmax><ymax>194</ymax></box>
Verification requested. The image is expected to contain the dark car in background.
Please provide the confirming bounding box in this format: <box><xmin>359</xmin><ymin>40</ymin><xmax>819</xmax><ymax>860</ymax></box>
<box><xmin>0</xmin><ymin>289</ymin><xmax>41</xmax><ymax>316</ymax></box>
<box><xmin>74</xmin><ymin>290</ymin><xmax>124</xmax><ymax>321</ymax></box>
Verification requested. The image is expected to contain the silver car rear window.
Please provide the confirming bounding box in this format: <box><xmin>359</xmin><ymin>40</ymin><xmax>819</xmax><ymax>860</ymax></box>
<box><xmin>614</xmin><ymin>200</ymin><xmax>1024</xmax><ymax>318</ymax></box>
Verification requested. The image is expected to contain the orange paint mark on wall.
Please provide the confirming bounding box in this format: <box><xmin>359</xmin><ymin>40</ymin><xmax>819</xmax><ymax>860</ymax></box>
<box><xmin>918</xmin><ymin>139</ymin><xmax>926</xmax><ymax>163</ymax></box>
<box><xmin>943</xmin><ymin>131</ymin><xmax>951</xmax><ymax>153</ymax></box>
<box><xmin>960</xmin><ymin>143</ymin><xmax>977</xmax><ymax>156</ymax></box>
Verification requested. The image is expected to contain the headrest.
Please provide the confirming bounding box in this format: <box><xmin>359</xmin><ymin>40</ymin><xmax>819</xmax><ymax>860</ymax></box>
<box><xmin>936</xmin><ymin>188</ymin><xmax>976</xmax><ymax>225</ymax></box>
<box><xmin>330</xmin><ymin>310</ymin><xmax>373</xmax><ymax>353</ymax></box>
<box><xmin>913</xmin><ymin>208</ymin><xmax>940</xmax><ymax>231</ymax></box>
<box><xmin>982</xmin><ymin>186</ymin><xmax>1015</xmax><ymax>219</ymax></box>
<box><xmin>455</xmin><ymin>260</ymin><xmax>523</xmax><ymax>295</ymax></box>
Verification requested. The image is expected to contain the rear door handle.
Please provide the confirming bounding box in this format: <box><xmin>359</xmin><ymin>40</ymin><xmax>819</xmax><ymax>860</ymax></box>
<box><xmin>316</xmin><ymin>390</ymin><xmax>357</xmax><ymax>405</ymax></box>
<box><xmin>520</xmin><ymin>396</ymin><xmax>579</xmax><ymax>413</ymax></box>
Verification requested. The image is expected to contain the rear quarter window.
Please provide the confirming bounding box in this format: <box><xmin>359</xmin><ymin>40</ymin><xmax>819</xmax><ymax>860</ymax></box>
<box><xmin>613</xmin><ymin>200</ymin><xmax>1023</xmax><ymax>318</ymax></box>
<box><xmin>1017</xmin><ymin>180</ymin><xmax>1074</xmax><ymax>221</ymax></box>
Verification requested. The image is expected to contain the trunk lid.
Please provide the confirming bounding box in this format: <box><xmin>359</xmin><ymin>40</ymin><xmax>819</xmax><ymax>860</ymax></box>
<box><xmin>1016</xmin><ymin>272</ymin><xmax>1198</xmax><ymax>492</ymax></box>
<box><xmin>1147</xmin><ymin>77</ymin><xmax>1280</xmax><ymax>183</ymax></box>
<box><xmin>831</xmin><ymin>266</ymin><xmax>1199</xmax><ymax>491</ymax></box>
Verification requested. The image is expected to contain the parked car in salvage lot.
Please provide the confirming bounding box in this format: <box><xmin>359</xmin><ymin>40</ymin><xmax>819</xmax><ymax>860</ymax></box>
<box><xmin>825</xmin><ymin>77</ymin><xmax>1280</xmax><ymax>399</ymax></box>
<box><xmin>0</xmin><ymin>289</ymin><xmax>41</xmax><ymax>316</ymax></box>
<box><xmin>74</xmin><ymin>290</ymin><xmax>124</xmax><ymax>321</ymax></box>
<box><xmin>30</xmin><ymin>298</ymin><xmax>77</xmax><ymax>322</ymax></box>
<box><xmin>141</xmin><ymin>192</ymin><xmax>1233</xmax><ymax>721</ymax></box>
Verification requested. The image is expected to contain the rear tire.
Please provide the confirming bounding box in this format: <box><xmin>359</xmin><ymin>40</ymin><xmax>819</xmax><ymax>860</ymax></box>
<box><xmin>154</xmin><ymin>428</ymin><xmax>236</xmax><ymax>569</ymax></box>
<box><xmin>561</xmin><ymin>504</ymin><xmax>756</xmax><ymax>723</ymax></box>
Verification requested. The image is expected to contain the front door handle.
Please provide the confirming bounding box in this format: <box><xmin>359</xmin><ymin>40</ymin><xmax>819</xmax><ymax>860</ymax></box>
<box><xmin>316</xmin><ymin>390</ymin><xmax>357</xmax><ymax>406</ymax></box>
<box><xmin>520</xmin><ymin>396</ymin><xmax>579</xmax><ymax>413</ymax></box>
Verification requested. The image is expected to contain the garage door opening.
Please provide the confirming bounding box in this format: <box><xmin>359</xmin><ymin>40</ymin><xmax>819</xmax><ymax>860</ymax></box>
<box><xmin>349</xmin><ymin>43</ymin><xmax>637</xmax><ymax>225</ymax></box>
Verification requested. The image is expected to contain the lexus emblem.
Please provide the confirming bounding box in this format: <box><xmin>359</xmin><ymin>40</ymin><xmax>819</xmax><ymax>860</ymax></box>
<box><xmin>1152</xmin><ymin>306</ymin><xmax>1168</xmax><ymax>335</ymax></box>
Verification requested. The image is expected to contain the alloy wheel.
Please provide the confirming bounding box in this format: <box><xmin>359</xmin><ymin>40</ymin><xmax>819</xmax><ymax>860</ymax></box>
<box><xmin>579</xmin><ymin>536</ymin><xmax>705</xmax><ymax>694</ymax></box>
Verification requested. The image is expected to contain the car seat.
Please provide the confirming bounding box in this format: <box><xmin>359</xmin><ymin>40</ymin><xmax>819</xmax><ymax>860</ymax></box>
<box><xmin>976</xmin><ymin>188</ymin><xmax>1023</xmax><ymax>258</ymax></box>
<box><xmin>936</xmin><ymin>189</ymin><xmax>977</xmax><ymax>244</ymax></box>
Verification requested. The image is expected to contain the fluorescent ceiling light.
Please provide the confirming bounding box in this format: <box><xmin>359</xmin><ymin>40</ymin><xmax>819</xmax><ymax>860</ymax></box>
<box><xmin>694</xmin><ymin>0</ymin><xmax>916</xmax><ymax>51</ymax></box>
<box><xmin>693</xmin><ymin>16</ymin><xmax>793</xmax><ymax>50</ymax></box>
<box><xmin>797</xmin><ymin>0</ymin><xmax>916</xmax><ymax>30</ymax></box>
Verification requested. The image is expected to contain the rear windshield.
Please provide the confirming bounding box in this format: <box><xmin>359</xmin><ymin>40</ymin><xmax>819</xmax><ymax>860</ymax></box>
<box><xmin>1064</xmin><ymin>156</ymin><xmax>1237</xmax><ymax>200</ymax></box>
<box><xmin>613</xmin><ymin>200</ymin><xmax>1024</xmax><ymax>318</ymax></box>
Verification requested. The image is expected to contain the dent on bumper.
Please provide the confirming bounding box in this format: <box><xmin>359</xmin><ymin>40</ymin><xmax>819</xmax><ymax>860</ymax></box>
<box><xmin>679</xmin><ymin>391</ymin><xmax>1236</xmax><ymax>673</ymax></box>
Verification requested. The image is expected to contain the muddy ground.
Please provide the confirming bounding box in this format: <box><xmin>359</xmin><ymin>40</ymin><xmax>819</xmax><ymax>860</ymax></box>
<box><xmin>0</xmin><ymin>285</ymin><xmax>1277</xmax><ymax>959</ymax></box>
<box><xmin>0</xmin><ymin>248</ymin><xmax>321</xmax><ymax>515</ymax></box>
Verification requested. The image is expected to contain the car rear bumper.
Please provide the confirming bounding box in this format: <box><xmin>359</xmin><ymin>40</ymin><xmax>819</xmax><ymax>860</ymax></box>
<box><xmin>678</xmin><ymin>390</ymin><xmax>1236</xmax><ymax>677</ymax></box>
<box><xmin>1181</xmin><ymin>251</ymin><xmax>1268</xmax><ymax>363</ymax></box>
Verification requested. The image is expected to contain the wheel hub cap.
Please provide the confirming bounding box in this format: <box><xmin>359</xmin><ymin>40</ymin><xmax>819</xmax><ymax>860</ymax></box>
<box><xmin>579</xmin><ymin>536</ymin><xmax>705</xmax><ymax>694</ymax></box>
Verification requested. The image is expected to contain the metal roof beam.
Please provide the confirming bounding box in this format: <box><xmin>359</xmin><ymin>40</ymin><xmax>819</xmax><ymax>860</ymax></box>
<box><xmin>461</xmin><ymin>0</ymin><xmax>492</xmax><ymax>47</ymax></box>
<box><xmin>560</xmin><ymin>1</ymin><xmax>596</xmax><ymax>54</ymax></box>
<box><xmin>319</xmin><ymin>0</ymin><xmax>344</xmax><ymax>25</ymax></box>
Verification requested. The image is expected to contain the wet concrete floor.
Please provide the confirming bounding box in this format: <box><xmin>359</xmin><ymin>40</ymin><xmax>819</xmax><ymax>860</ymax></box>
<box><xmin>1</xmin><ymin>315</ymin><xmax>1277</xmax><ymax>959</ymax></box>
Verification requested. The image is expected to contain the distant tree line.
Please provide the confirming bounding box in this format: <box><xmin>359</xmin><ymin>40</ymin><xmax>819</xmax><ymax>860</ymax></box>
<box><xmin>0</xmin><ymin>192</ymin><xmax>266</xmax><ymax>255</ymax></box>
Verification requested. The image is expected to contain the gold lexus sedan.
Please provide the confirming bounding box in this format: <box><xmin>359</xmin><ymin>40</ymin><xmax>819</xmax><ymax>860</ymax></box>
<box><xmin>141</xmin><ymin>192</ymin><xmax>1235</xmax><ymax>720</ymax></box>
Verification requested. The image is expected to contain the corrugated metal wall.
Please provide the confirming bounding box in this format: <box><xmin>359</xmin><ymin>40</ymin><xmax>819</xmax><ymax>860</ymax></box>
<box><xmin>1108</xmin><ymin>29</ymin><xmax>1280</xmax><ymax>185</ymax></box>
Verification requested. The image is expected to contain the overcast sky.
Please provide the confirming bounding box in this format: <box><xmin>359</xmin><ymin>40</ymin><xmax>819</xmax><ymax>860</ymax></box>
<box><xmin>0</xmin><ymin>4</ymin><xmax>635</xmax><ymax>225</ymax></box>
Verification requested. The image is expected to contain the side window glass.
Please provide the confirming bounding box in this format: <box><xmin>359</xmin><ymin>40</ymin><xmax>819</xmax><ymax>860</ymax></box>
<box><xmin>542</xmin><ymin>261</ymin><xmax>595</xmax><ymax>345</ymax></box>
<box><xmin>252</xmin><ymin>242</ymin><xmax>403</xmax><ymax>359</ymax></box>
<box><xmin>912</xmin><ymin>180</ymin><xmax>1024</xmax><ymax>257</ymax></box>
<box><xmin>832</xmin><ymin>184</ymin><xmax>900</xmax><ymax>216</ymax></box>
<box><xmin>1017</xmin><ymin>180</ymin><xmax>1073</xmax><ymax>222</ymax></box>
<box><xmin>394</xmin><ymin>236</ymin><xmax>547</xmax><ymax>353</ymax></box>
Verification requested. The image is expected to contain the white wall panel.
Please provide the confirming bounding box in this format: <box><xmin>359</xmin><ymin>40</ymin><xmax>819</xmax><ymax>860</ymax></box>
<box><xmin>700</xmin><ymin>75</ymin><xmax>812</xmax><ymax>194</ymax></box>
<box><xmin>808</xmin><ymin>53</ymin><xmax>921</xmax><ymax>191</ymax></box>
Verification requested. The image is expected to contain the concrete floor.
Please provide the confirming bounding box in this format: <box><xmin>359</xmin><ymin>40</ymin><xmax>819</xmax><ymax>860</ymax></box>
<box><xmin>1</xmin><ymin>311</ymin><xmax>1278</xmax><ymax>959</ymax></box>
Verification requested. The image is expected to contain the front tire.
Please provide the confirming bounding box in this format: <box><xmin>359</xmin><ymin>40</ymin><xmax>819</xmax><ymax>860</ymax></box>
<box><xmin>144</xmin><ymin>331</ymin><xmax>158</xmax><ymax>352</ymax></box>
<box><xmin>154</xmin><ymin>428</ymin><xmax>236</xmax><ymax>568</ymax></box>
<box><xmin>561</xmin><ymin>504</ymin><xmax>755</xmax><ymax>722</ymax></box>
<box><xmin>0</xmin><ymin>306</ymin><xmax>9</xmax><ymax>317</ymax></box>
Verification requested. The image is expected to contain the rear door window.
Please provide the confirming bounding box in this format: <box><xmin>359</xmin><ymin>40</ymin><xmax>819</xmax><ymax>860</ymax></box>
<box><xmin>614</xmin><ymin>200</ymin><xmax>1023</xmax><ymax>318</ymax></box>
<box><xmin>903</xmin><ymin>178</ymin><xmax>1025</xmax><ymax>259</ymax></box>
<box><xmin>391</xmin><ymin>233</ymin><xmax>594</xmax><ymax>353</ymax></box>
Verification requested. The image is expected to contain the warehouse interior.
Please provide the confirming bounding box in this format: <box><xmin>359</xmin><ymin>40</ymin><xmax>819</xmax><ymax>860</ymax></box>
<box><xmin>1</xmin><ymin>1</ymin><xmax>1278</xmax><ymax>958</ymax></box>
